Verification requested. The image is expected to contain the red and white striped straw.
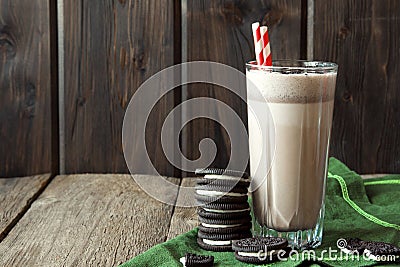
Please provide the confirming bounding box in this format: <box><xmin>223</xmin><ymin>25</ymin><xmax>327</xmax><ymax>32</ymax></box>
<box><xmin>252</xmin><ymin>22</ymin><xmax>264</xmax><ymax>65</ymax></box>
<box><xmin>260</xmin><ymin>26</ymin><xmax>272</xmax><ymax>66</ymax></box>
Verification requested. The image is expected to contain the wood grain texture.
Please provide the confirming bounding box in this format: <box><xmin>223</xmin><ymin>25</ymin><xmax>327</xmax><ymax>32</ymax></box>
<box><xmin>0</xmin><ymin>174</ymin><xmax>51</xmax><ymax>241</ymax></box>
<box><xmin>167</xmin><ymin>178</ymin><xmax>198</xmax><ymax>240</ymax></box>
<box><xmin>64</xmin><ymin>0</ymin><xmax>178</xmax><ymax>176</ymax></box>
<box><xmin>314</xmin><ymin>0</ymin><xmax>400</xmax><ymax>173</ymax></box>
<box><xmin>0</xmin><ymin>174</ymin><xmax>179</xmax><ymax>267</ymax></box>
<box><xmin>0</xmin><ymin>0</ymin><xmax>54</xmax><ymax>177</ymax></box>
<box><xmin>182</xmin><ymin>0</ymin><xmax>302</xmax><ymax>175</ymax></box>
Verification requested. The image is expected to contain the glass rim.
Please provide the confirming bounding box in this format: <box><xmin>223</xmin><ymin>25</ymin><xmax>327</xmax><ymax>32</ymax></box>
<box><xmin>246</xmin><ymin>60</ymin><xmax>338</xmax><ymax>71</ymax></box>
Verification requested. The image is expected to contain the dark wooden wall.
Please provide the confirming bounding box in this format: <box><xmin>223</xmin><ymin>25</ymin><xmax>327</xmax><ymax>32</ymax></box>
<box><xmin>314</xmin><ymin>0</ymin><xmax>400</xmax><ymax>173</ymax></box>
<box><xmin>63</xmin><ymin>0</ymin><xmax>179</xmax><ymax>175</ymax></box>
<box><xmin>1</xmin><ymin>0</ymin><xmax>399</xmax><ymax>177</ymax></box>
<box><xmin>0</xmin><ymin>0</ymin><xmax>57</xmax><ymax>177</ymax></box>
<box><xmin>182</xmin><ymin>0</ymin><xmax>302</xmax><ymax>176</ymax></box>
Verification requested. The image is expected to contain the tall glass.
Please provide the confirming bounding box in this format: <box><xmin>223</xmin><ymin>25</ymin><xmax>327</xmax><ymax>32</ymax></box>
<box><xmin>246</xmin><ymin>60</ymin><xmax>338</xmax><ymax>249</ymax></box>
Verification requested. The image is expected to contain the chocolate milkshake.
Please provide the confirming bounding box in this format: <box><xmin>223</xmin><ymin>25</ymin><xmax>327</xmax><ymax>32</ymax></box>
<box><xmin>246</xmin><ymin>61</ymin><xmax>337</xmax><ymax>249</ymax></box>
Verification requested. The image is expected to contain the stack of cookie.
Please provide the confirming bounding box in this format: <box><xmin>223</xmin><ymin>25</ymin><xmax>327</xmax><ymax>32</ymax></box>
<box><xmin>194</xmin><ymin>168</ymin><xmax>252</xmax><ymax>251</ymax></box>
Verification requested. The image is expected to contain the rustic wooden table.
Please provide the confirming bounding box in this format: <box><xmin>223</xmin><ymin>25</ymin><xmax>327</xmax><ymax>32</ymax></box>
<box><xmin>0</xmin><ymin>173</ymin><xmax>381</xmax><ymax>266</ymax></box>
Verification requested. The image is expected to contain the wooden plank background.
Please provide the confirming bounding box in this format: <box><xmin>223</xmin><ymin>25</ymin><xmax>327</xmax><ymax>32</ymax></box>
<box><xmin>0</xmin><ymin>0</ymin><xmax>56</xmax><ymax>177</ymax></box>
<box><xmin>0</xmin><ymin>0</ymin><xmax>399</xmax><ymax>177</ymax></box>
<box><xmin>314</xmin><ymin>0</ymin><xmax>400</xmax><ymax>173</ymax></box>
<box><xmin>181</xmin><ymin>0</ymin><xmax>302</xmax><ymax>175</ymax></box>
<box><xmin>63</xmin><ymin>0</ymin><xmax>179</xmax><ymax>176</ymax></box>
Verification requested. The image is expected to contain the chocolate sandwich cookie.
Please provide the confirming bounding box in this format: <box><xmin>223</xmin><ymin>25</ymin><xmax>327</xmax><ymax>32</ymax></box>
<box><xmin>195</xmin><ymin>168</ymin><xmax>249</xmax><ymax>179</ymax></box>
<box><xmin>232</xmin><ymin>237</ymin><xmax>290</xmax><ymax>264</ymax></box>
<box><xmin>195</xmin><ymin>184</ymin><xmax>248</xmax><ymax>196</ymax></box>
<box><xmin>363</xmin><ymin>241</ymin><xmax>400</xmax><ymax>262</ymax></box>
<box><xmin>198</xmin><ymin>231</ymin><xmax>251</xmax><ymax>241</ymax></box>
<box><xmin>198</xmin><ymin>216</ymin><xmax>251</xmax><ymax>235</ymax></box>
<box><xmin>198</xmin><ymin>204</ymin><xmax>251</xmax><ymax>230</ymax></box>
<box><xmin>196</xmin><ymin>178</ymin><xmax>250</xmax><ymax>188</ymax></box>
<box><xmin>197</xmin><ymin>231</ymin><xmax>251</xmax><ymax>252</ymax></box>
<box><xmin>339</xmin><ymin>238</ymin><xmax>400</xmax><ymax>262</ymax></box>
<box><xmin>198</xmin><ymin>222</ymin><xmax>251</xmax><ymax>234</ymax></box>
<box><xmin>197</xmin><ymin>201</ymin><xmax>250</xmax><ymax>211</ymax></box>
<box><xmin>198</xmin><ymin>215</ymin><xmax>251</xmax><ymax>227</ymax></box>
<box><xmin>339</xmin><ymin>238</ymin><xmax>365</xmax><ymax>254</ymax></box>
<box><xmin>179</xmin><ymin>253</ymin><xmax>214</xmax><ymax>267</ymax></box>
<box><xmin>197</xmin><ymin>237</ymin><xmax>232</xmax><ymax>252</ymax></box>
<box><xmin>197</xmin><ymin>207</ymin><xmax>250</xmax><ymax>220</ymax></box>
<box><xmin>195</xmin><ymin>194</ymin><xmax>249</xmax><ymax>204</ymax></box>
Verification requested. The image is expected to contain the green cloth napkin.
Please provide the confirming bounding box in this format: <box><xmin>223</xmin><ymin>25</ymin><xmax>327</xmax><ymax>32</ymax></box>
<box><xmin>121</xmin><ymin>158</ymin><xmax>400</xmax><ymax>267</ymax></box>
